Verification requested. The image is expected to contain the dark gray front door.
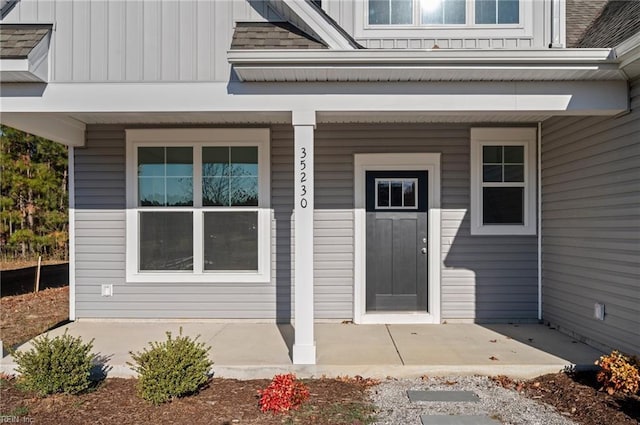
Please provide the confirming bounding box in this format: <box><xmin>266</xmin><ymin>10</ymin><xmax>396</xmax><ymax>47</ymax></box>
<box><xmin>366</xmin><ymin>171</ymin><xmax>428</xmax><ymax>312</ymax></box>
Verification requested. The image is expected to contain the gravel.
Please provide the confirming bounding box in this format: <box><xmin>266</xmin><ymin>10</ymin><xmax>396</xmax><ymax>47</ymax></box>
<box><xmin>369</xmin><ymin>376</ymin><xmax>578</xmax><ymax>425</ymax></box>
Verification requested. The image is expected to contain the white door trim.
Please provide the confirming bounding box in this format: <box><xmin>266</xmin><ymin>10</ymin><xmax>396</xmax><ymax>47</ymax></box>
<box><xmin>354</xmin><ymin>153</ymin><xmax>441</xmax><ymax>324</ymax></box>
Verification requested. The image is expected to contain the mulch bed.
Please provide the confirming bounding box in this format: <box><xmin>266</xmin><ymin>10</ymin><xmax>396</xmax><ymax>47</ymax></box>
<box><xmin>0</xmin><ymin>376</ymin><xmax>376</xmax><ymax>425</ymax></box>
<box><xmin>1</xmin><ymin>286</ymin><xmax>69</xmax><ymax>351</ymax></box>
<box><xmin>494</xmin><ymin>372</ymin><xmax>640</xmax><ymax>425</ymax></box>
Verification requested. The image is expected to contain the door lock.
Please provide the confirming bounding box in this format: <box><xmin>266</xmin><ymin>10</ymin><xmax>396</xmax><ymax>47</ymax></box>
<box><xmin>421</xmin><ymin>248</ymin><xmax>427</xmax><ymax>254</ymax></box>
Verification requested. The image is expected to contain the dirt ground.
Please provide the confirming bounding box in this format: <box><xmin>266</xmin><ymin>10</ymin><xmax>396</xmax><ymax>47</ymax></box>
<box><xmin>1</xmin><ymin>259</ymin><xmax>67</xmax><ymax>271</ymax></box>
<box><xmin>1</xmin><ymin>287</ymin><xmax>638</xmax><ymax>425</ymax></box>
<box><xmin>0</xmin><ymin>286</ymin><xmax>69</xmax><ymax>350</ymax></box>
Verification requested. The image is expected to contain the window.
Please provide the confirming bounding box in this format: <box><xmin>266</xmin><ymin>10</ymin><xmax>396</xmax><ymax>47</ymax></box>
<box><xmin>126</xmin><ymin>129</ymin><xmax>271</xmax><ymax>283</ymax></box>
<box><xmin>368</xmin><ymin>0</ymin><xmax>519</xmax><ymax>26</ymax></box>
<box><xmin>470</xmin><ymin>128</ymin><xmax>536</xmax><ymax>235</ymax></box>
<box><xmin>375</xmin><ymin>178</ymin><xmax>418</xmax><ymax>209</ymax></box>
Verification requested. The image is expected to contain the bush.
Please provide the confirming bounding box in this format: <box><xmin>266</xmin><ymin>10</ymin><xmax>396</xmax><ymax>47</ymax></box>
<box><xmin>258</xmin><ymin>373</ymin><xmax>310</xmax><ymax>413</ymax></box>
<box><xmin>128</xmin><ymin>328</ymin><xmax>212</xmax><ymax>405</ymax></box>
<box><xmin>13</xmin><ymin>331</ymin><xmax>94</xmax><ymax>396</ymax></box>
<box><xmin>595</xmin><ymin>350</ymin><xmax>640</xmax><ymax>395</ymax></box>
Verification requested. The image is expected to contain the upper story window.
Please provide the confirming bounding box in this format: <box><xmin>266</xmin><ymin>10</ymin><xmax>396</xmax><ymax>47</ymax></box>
<box><xmin>368</xmin><ymin>0</ymin><xmax>519</xmax><ymax>26</ymax></box>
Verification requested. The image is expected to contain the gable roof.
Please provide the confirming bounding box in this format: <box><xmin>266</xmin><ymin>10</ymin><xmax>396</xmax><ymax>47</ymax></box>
<box><xmin>0</xmin><ymin>24</ymin><xmax>51</xmax><ymax>82</ymax></box>
<box><xmin>576</xmin><ymin>0</ymin><xmax>640</xmax><ymax>48</ymax></box>
<box><xmin>231</xmin><ymin>22</ymin><xmax>327</xmax><ymax>50</ymax></box>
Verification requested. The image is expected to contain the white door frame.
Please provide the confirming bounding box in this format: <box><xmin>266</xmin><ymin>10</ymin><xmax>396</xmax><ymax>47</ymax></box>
<box><xmin>354</xmin><ymin>153</ymin><xmax>441</xmax><ymax>324</ymax></box>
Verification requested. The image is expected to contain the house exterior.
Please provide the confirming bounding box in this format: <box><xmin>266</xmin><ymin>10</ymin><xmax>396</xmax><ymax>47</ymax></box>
<box><xmin>1</xmin><ymin>0</ymin><xmax>638</xmax><ymax>364</ymax></box>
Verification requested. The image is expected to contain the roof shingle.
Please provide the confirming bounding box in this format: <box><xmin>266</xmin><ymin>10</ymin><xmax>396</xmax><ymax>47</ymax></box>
<box><xmin>576</xmin><ymin>0</ymin><xmax>640</xmax><ymax>48</ymax></box>
<box><xmin>231</xmin><ymin>22</ymin><xmax>327</xmax><ymax>50</ymax></box>
<box><xmin>0</xmin><ymin>26</ymin><xmax>50</xmax><ymax>59</ymax></box>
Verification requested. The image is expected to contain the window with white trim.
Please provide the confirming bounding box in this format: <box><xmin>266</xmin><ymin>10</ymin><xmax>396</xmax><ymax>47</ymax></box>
<box><xmin>125</xmin><ymin>129</ymin><xmax>271</xmax><ymax>283</ymax></box>
<box><xmin>368</xmin><ymin>0</ymin><xmax>519</xmax><ymax>26</ymax></box>
<box><xmin>470</xmin><ymin>128</ymin><xmax>536</xmax><ymax>235</ymax></box>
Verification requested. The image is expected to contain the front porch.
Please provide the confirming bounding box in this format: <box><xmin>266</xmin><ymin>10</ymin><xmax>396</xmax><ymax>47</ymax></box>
<box><xmin>1</xmin><ymin>322</ymin><xmax>603</xmax><ymax>379</ymax></box>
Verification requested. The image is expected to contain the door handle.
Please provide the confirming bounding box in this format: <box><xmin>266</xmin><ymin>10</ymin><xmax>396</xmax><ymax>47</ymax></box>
<box><xmin>421</xmin><ymin>248</ymin><xmax>427</xmax><ymax>254</ymax></box>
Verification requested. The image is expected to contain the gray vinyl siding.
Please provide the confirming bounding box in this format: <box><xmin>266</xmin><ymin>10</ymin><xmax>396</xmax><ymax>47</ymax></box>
<box><xmin>74</xmin><ymin>123</ymin><xmax>538</xmax><ymax>321</ymax></box>
<box><xmin>311</xmin><ymin>124</ymin><xmax>538</xmax><ymax>321</ymax></box>
<box><xmin>1</xmin><ymin>0</ymin><xmax>280</xmax><ymax>83</ymax></box>
<box><xmin>541</xmin><ymin>78</ymin><xmax>640</xmax><ymax>355</ymax></box>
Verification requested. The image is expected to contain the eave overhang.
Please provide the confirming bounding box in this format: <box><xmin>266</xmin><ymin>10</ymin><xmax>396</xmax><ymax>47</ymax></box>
<box><xmin>614</xmin><ymin>32</ymin><xmax>640</xmax><ymax>79</ymax></box>
<box><xmin>228</xmin><ymin>48</ymin><xmax>625</xmax><ymax>82</ymax></box>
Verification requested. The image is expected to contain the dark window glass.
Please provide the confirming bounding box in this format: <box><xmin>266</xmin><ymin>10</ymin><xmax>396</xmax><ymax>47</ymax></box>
<box><xmin>483</xmin><ymin>187</ymin><xmax>524</xmax><ymax>224</ymax></box>
<box><xmin>403</xmin><ymin>181</ymin><xmax>416</xmax><ymax>207</ymax></box>
<box><xmin>138</xmin><ymin>147</ymin><xmax>193</xmax><ymax>207</ymax></box>
<box><xmin>483</xmin><ymin>145</ymin><xmax>502</xmax><ymax>163</ymax></box>
<box><xmin>369</xmin><ymin>0</ymin><xmax>390</xmax><ymax>24</ymax></box>
<box><xmin>504</xmin><ymin>146</ymin><xmax>524</xmax><ymax>163</ymax></box>
<box><xmin>504</xmin><ymin>164</ymin><xmax>524</xmax><ymax>182</ymax></box>
<box><xmin>139</xmin><ymin>212</ymin><xmax>193</xmax><ymax>271</ymax></box>
<box><xmin>391</xmin><ymin>181</ymin><xmax>403</xmax><ymax>206</ymax></box>
<box><xmin>378</xmin><ymin>181</ymin><xmax>390</xmax><ymax>207</ymax></box>
<box><xmin>204</xmin><ymin>212</ymin><xmax>258</xmax><ymax>271</ymax></box>
<box><xmin>498</xmin><ymin>0</ymin><xmax>519</xmax><ymax>24</ymax></box>
<box><xmin>369</xmin><ymin>0</ymin><xmax>411</xmax><ymax>24</ymax></box>
<box><xmin>483</xmin><ymin>165</ymin><xmax>502</xmax><ymax>182</ymax></box>
<box><xmin>203</xmin><ymin>146</ymin><xmax>258</xmax><ymax>206</ymax></box>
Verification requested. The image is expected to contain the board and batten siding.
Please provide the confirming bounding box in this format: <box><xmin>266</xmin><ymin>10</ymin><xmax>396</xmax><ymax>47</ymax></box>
<box><xmin>541</xmin><ymin>78</ymin><xmax>640</xmax><ymax>355</ymax></box>
<box><xmin>74</xmin><ymin>123</ymin><xmax>538</xmax><ymax>321</ymax></box>
<box><xmin>1</xmin><ymin>0</ymin><xmax>279</xmax><ymax>83</ymax></box>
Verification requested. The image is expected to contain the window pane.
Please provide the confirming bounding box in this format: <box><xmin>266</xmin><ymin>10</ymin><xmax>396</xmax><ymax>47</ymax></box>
<box><xmin>378</xmin><ymin>181</ymin><xmax>390</xmax><ymax>207</ymax></box>
<box><xmin>202</xmin><ymin>147</ymin><xmax>229</xmax><ymax>177</ymax></box>
<box><xmin>139</xmin><ymin>177</ymin><xmax>164</xmax><ymax>206</ymax></box>
<box><xmin>230</xmin><ymin>147</ymin><xmax>258</xmax><ymax>177</ymax></box>
<box><xmin>483</xmin><ymin>165</ymin><xmax>503</xmax><ymax>182</ymax></box>
<box><xmin>444</xmin><ymin>0</ymin><xmax>465</xmax><ymax>24</ymax></box>
<box><xmin>504</xmin><ymin>165</ymin><xmax>524</xmax><ymax>182</ymax></box>
<box><xmin>204</xmin><ymin>212</ymin><xmax>258</xmax><ymax>271</ymax></box>
<box><xmin>140</xmin><ymin>212</ymin><xmax>193</xmax><ymax>271</ymax></box>
<box><xmin>166</xmin><ymin>147</ymin><xmax>193</xmax><ymax>177</ymax></box>
<box><xmin>483</xmin><ymin>145</ymin><xmax>502</xmax><ymax>163</ymax></box>
<box><xmin>403</xmin><ymin>181</ymin><xmax>416</xmax><ymax>207</ymax></box>
<box><xmin>498</xmin><ymin>0</ymin><xmax>519</xmax><ymax>24</ymax></box>
<box><xmin>138</xmin><ymin>147</ymin><xmax>164</xmax><ymax>177</ymax></box>
<box><xmin>203</xmin><ymin>176</ymin><xmax>229</xmax><ymax>206</ymax></box>
<box><xmin>230</xmin><ymin>177</ymin><xmax>258</xmax><ymax>206</ymax></box>
<box><xmin>166</xmin><ymin>177</ymin><xmax>193</xmax><ymax>206</ymax></box>
<box><xmin>391</xmin><ymin>181</ymin><xmax>403</xmax><ymax>206</ymax></box>
<box><xmin>483</xmin><ymin>187</ymin><xmax>524</xmax><ymax>224</ymax></box>
<box><xmin>391</xmin><ymin>0</ymin><xmax>412</xmax><ymax>24</ymax></box>
<box><xmin>503</xmin><ymin>146</ymin><xmax>524</xmax><ymax>163</ymax></box>
<box><xmin>369</xmin><ymin>0</ymin><xmax>390</xmax><ymax>24</ymax></box>
<box><xmin>422</xmin><ymin>0</ymin><xmax>444</xmax><ymax>24</ymax></box>
<box><xmin>475</xmin><ymin>0</ymin><xmax>496</xmax><ymax>24</ymax></box>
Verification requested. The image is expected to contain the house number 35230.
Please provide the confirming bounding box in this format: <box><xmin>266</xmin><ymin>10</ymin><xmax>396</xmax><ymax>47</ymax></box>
<box><xmin>299</xmin><ymin>147</ymin><xmax>308</xmax><ymax>208</ymax></box>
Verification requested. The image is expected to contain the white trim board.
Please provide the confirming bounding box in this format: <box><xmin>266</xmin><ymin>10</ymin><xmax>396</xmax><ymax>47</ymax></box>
<box><xmin>353</xmin><ymin>153</ymin><xmax>442</xmax><ymax>325</ymax></box>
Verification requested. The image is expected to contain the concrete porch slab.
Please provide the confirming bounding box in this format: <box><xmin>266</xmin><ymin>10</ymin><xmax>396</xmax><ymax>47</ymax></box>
<box><xmin>0</xmin><ymin>322</ymin><xmax>604</xmax><ymax>380</ymax></box>
<box><xmin>421</xmin><ymin>415</ymin><xmax>501</xmax><ymax>425</ymax></box>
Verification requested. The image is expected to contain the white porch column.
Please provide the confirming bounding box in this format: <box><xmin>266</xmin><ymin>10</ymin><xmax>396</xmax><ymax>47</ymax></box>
<box><xmin>292</xmin><ymin>110</ymin><xmax>316</xmax><ymax>365</ymax></box>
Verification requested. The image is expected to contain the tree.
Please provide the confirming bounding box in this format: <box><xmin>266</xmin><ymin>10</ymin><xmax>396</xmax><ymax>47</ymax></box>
<box><xmin>0</xmin><ymin>125</ymin><xmax>68</xmax><ymax>260</ymax></box>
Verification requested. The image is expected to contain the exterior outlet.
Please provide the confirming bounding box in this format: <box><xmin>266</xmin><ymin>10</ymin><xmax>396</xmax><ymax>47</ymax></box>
<box><xmin>594</xmin><ymin>303</ymin><xmax>605</xmax><ymax>321</ymax></box>
<box><xmin>101</xmin><ymin>284</ymin><xmax>113</xmax><ymax>297</ymax></box>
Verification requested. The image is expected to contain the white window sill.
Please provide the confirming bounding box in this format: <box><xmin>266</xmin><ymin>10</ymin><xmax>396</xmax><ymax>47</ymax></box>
<box><xmin>125</xmin><ymin>271</ymin><xmax>271</xmax><ymax>284</ymax></box>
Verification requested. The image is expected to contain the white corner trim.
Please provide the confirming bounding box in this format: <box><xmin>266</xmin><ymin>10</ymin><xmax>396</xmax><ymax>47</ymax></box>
<box><xmin>124</xmin><ymin>128</ymin><xmax>271</xmax><ymax>284</ymax></box>
<box><xmin>470</xmin><ymin>127</ymin><xmax>537</xmax><ymax>236</ymax></box>
<box><xmin>68</xmin><ymin>146</ymin><xmax>76</xmax><ymax>321</ymax></box>
<box><xmin>281</xmin><ymin>0</ymin><xmax>354</xmax><ymax>49</ymax></box>
<box><xmin>353</xmin><ymin>153</ymin><xmax>441</xmax><ymax>325</ymax></box>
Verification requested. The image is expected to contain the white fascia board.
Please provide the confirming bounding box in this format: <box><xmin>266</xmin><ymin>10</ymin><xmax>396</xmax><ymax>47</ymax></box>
<box><xmin>280</xmin><ymin>0</ymin><xmax>354</xmax><ymax>49</ymax></box>
<box><xmin>614</xmin><ymin>32</ymin><xmax>640</xmax><ymax>79</ymax></box>
<box><xmin>0</xmin><ymin>80</ymin><xmax>628</xmax><ymax>116</ymax></box>
<box><xmin>0</xmin><ymin>113</ymin><xmax>85</xmax><ymax>146</ymax></box>
<box><xmin>228</xmin><ymin>48</ymin><xmax>615</xmax><ymax>64</ymax></box>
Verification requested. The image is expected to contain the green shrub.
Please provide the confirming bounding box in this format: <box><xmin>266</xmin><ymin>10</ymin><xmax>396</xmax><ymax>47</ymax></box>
<box><xmin>128</xmin><ymin>328</ymin><xmax>213</xmax><ymax>405</ymax></box>
<box><xmin>13</xmin><ymin>331</ymin><xmax>95</xmax><ymax>396</ymax></box>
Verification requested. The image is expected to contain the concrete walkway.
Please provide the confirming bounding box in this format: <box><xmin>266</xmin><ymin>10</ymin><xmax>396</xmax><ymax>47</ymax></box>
<box><xmin>1</xmin><ymin>322</ymin><xmax>603</xmax><ymax>379</ymax></box>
